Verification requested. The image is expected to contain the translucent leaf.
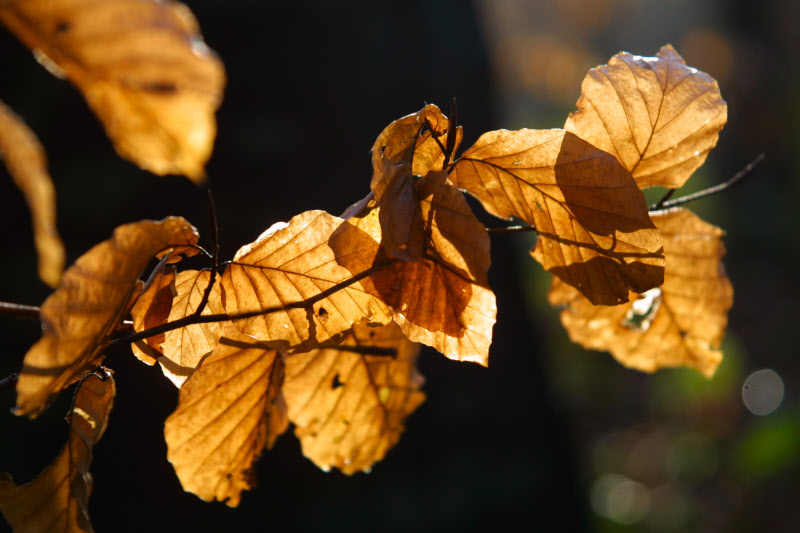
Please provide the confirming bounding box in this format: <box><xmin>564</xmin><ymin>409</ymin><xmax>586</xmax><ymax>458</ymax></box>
<box><xmin>549</xmin><ymin>208</ymin><xmax>732</xmax><ymax>377</ymax></box>
<box><xmin>451</xmin><ymin>128</ymin><xmax>664</xmax><ymax>305</ymax></box>
<box><xmin>130</xmin><ymin>260</ymin><xmax>177</xmax><ymax>366</ymax></box>
<box><xmin>0</xmin><ymin>0</ymin><xmax>225</xmax><ymax>180</ymax></box>
<box><xmin>564</xmin><ymin>45</ymin><xmax>727</xmax><ymax>189</ymax></box>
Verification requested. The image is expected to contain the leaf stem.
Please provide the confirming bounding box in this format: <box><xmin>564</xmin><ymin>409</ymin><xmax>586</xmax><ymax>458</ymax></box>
<box><xmin>0</xmin><ymin>373</ymin><xmax>18</xmax><ymax>392</ymax></box>
<box><xmin>0</xmin><ymin>301</ymin><xmax>40</xmax><ymax>320</ymax></box>
<box><xmin>486</xmin><ymin>225</ymin><xmax>536</xmax><ymax>235</ymax></box>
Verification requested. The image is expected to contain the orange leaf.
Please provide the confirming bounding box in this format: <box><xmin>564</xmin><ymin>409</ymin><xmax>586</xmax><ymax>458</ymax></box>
<box><xmin>549</xmin><ymin>208</ymin><xmax>732</xmax><ymax>377</ymax></box>
<box><xmin>15</xmin><ymin>217</ymin><xmax>199</xmax><ymax>417</ymax></box>
<box><xmin>130</xmin><ymin>259</ymin><xmax>177</xmax><ymax>366</ymax></box>
<box><xmin>564</xmin><ymin>45</ymin><xmax>727</xmax><ymax>189</ymax></box>
<box><xmin>0</xmin><ymin>0</ymin><xmax>225</xmax><ymax>181</ymax></box>
<box><xmin>0</xmin><ymin>370</ymin><xmax>115</xmax><ymax>533</ymax></box>
<box><xmin>284</xmin><ymin>322</ymin><xmax>425</xmax><ymax>474</ymax></box>
<box><xmin>0</xmin><ymin>100</ymin><xmax>65</xmax><ymax>287</ymax></box>
<box><xmin>451</xmin><ymin>128</ymin><xmax>664</xmax><ymax>305</ymax></box>
<box><xmin>165</xmin><ymin>325</ymin><xmax>286</xmax><ymax>507</ymax></box>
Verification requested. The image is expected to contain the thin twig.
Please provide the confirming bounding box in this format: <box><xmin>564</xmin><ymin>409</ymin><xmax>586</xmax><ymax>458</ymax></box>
<box><xmin>486</xmin><ymin>225</ymin><xmax>536</xmax><ymax>235</ymax></box>
<box><xmin>0</xmin><ymin>373</ymin><xmax>18</xmax><ymax>392</ymax></box>
<box><xmin>0</xmin><ymin>302</ymin><xmax>40</xmax><ymax>320</ymax></box>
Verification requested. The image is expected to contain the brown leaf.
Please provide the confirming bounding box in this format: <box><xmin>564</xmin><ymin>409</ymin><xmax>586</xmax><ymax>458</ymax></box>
<box><xmin>221</xmin><ymin>210</ymin><xmax>393</xmax><ymax>353</ymax></box>
<box><xmin>549</xmin><ymin>208</ymin><xmax>732</xmax><ymax>377</ymax></box>
<box><xmin>165</xmin><ymin>325</ymin><xmax>287</xmax><ymax>507</ymax></box>
<box><xmin>450</xmin><ymin>128</ymin><xmax>664</xmax><ymax>305</ymax></box>
<box><xmin>15</xmin><ymin>217</ymin><xmax>199</xmax><ymax>418</ymax></box>
<box><xmin>0</xmin><ymin>370</ymin><xmax>115</xmax><ymax>533</ymax></box>
<box><xmin>564</xmin><ymin>45</ymin><xmax>727</xmax><ymax>189</ymax></box>
<box><xmin>284</xmin><ymin>322</ymin><xmax>425</xmax><ymax>474</ymax></box>
<box><xmin>0</xmin><ymin>100</ymin><xmax>65</xmax><ymax>287</ymax></box>
<box><xmin>130</xmin><ymin>259</ymin><xmax>177</xmax><ymax>366</ymax></box>
<box><xmin>0</xmin><ymin>0</ymin><xmax>225</xmax><ymax>180</ymax></box>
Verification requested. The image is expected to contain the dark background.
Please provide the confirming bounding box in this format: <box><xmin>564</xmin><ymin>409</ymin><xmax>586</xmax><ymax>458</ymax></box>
<box><xmin>1</xmin><ymin>1</ymin><xmax>798</xmax><ymax>532</ymax></box>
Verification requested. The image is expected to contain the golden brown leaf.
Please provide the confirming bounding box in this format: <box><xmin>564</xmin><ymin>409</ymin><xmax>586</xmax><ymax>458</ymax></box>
<box><xmin>0</xmin><ymin>370</ymin><xmax>115</xmax><ymax>533</ymax></box>
<box><xmin>165</xmin><ymin>325</ymin><xmax>287</xmax><ymax>507</ymax></box>
<box><xmin>130</xmin><ymin>259</ymin><xmax>177</xmax><ymax>366</ymax></box>
<box><xmin>549</xmin><ymin>208</ymin><xmax>732</xmax><ymax>377</ymax></box>
<box><xmin>564</xmin><ymin>45</ymin><xmax>727</xmax><ymax>189</ymax></box>
<box><xmin>283</xmin><ymin>322</ymin><xmax>425</xmax><ymax>474</ymax></box>
<box><xmin>450</xmin><ymin>128</ymin><xmax>664</xmax><ymax>305</ymax></box>
<box><xmin>15</xmin><ymin>217</ymin><xmax>199</xmax><ymax>418</ymax></box>
<box><xmin>221</xmin><ymin>210</ymin><xmax>393</xmax><ymax>353</ymax></box>
<box><xmin>0</xmin><ymin>100</ymin><xmax>65</xmax><ymax>287</ymax></box>
<box><xmin>0</xmin><ymin>0</ymin><xmax>225</xmax><ymax>180</ymax></box>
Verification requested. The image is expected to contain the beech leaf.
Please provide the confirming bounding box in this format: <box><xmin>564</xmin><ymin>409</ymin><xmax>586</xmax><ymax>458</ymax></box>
<box><xmin>549</xmin><ymin>208</ymin><xmax>732</xmax><ymax>377</ymax></box>
<box><xmin>283</xmin><ymin>321</ymin><xmax>425</xmax><ymax>474</ymax></box>
<box><xmin>0</xmin><ymin>100</ymin><xmax>65</xmax><ymax>287</ymax></box>
<box><xmin>450</xmin><ymin>128</ymin><xmax>664</xmax><ymax>305</ymax></box>
<box><xmin>165</xmin><ymin>325</ymin><xmax>287</xmax><ymax>507</ymax></box>
<box><xmin>0</xmin><ymin>370</ymin><xmax>115</xmax><ymax>533</ymax></box>
<box><xmin>564</xmin><ymin>45</ymin><xmax>727</xmax><ymax>189</ymax></box>
<box><xmin>0</xmin><ymin>0</ymin><xmax>225</xmax><ymax>180</ymax></box>
<box><xmin>15</xmin><ymin>217</ymin><xmax>199</xmax><ymax>418</ymax></box>
<box><xmin>130</xmin><ymin>260</ymin><xmax>178</xmax><ymax>366</ymax></box>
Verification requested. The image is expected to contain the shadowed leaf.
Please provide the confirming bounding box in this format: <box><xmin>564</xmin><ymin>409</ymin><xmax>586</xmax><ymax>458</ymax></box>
<box><xmin>549</xmin><ymin>208</ymin><xmax>732</xmax><ymax>377</ymax></box>
<box><xmin>284</xmin><ymin>322</ymin><xmax>425</xmax><ymax>474</ymax></box>
<box><xmin>130</xmin><ymin>260</ymin><xmax>177</xmax><ymax>366</ymax></box>
<box><xmin>0</xmin><ymin>0</ymin><xmax>225</xmax><ymax>180</ymax></box>
<box><xmin>165</xmin><ymin>326</ymin><xmax>287</xmax><ymax>507</ymax></box>
<box><xmin>564</xmin><ymin>45</ymin><xmax>727</xmax><ymax>189</ymax></box>
<box><xmin>15</xmin><ymin>217</ymin><xmax>199</xmax><ymax>418</ymax></box>
<box><xmin>0</xmin><ymin>370</ymin><xmax>115</xmax><ymax>533</ymax></box>
<box><xmin>450</xmin><ymin>128</ymin><xmax>664</xmax><ymax>305</ymax></box>
<box><xmin>0</xmin><ymin>100</ymin><xmax>65</xmax><ymax>287</ymax></box>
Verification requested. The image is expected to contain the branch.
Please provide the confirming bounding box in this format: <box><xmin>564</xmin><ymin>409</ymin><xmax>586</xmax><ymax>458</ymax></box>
<box><xmin>0</xmin><ymin>373</ymin><xmax>18</xmax><ymax>392</ymax></box>
<box><xmin>0</xmin><ymin>302</ymin><xmax>40</xmax><ymax>320</ymax></box>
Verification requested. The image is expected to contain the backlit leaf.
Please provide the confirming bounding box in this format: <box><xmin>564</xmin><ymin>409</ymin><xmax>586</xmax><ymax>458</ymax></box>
<box><xmin>15</xmin><ymin>217</ymin><xmax>199</xmax><ymax>418</ymax></box>
<box><xmin>165</xmin><ymin>325</ymin><xmax>287</xmax><ymax>507</ymax></box>
<box><xmin>0</xmin><ymin>370</ymin><xmax>115</xmax><ymax>533</ymax></box>
<box><xmin>549</xmin><ymin>208</ymin><xmax>732</xmax><ymax>377</ymax></box>
<box><xmin>130</xmin><ymin>259</ymin><xmax>177</xmax><ymax>366</ymax></box>
<box><xmin>564</xmin><ymin>45</ymin><xmax>727</xmax><ymax>189</ymax></box>
<box><xmin>284</xmin><ymin>322</ymin><xmax>425</xmax><ymax>474</ymax></box>
<box><xmin>0</xmin><ymin>0</ymin><xmax>225</xmax><ymax>180</ymax></box>
<box><xmin>450</xmin><ymin>128</ymin><xmax>664</xmax><ymax>305</ymax></box>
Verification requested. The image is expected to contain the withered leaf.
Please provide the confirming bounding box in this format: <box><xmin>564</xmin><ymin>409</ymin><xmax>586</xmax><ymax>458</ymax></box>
<box><xmin>130</xmin><ymin>259</ymin><xmax>177</xmax><ymax>366</ymax></box>
<box><xmin>0</xmin><ymin>0</ymin><xmax>225</xmax><ymax>181</ymax></box>
<box><xmin>450</xmin><ymin>128</ymin><xmax>664</xmax><ymax>305</ymax></box>
<box><xmin>0</xmin><ymin>100</ymin><xmax>65</xmax><ymax>287</ymax></box>
<box><xmin>284</xmin><ymin>322</ymin><xmax>425</xmax><ymax>474</ymax></box>
<box><xmin>564</xmin><ymin>45</ymin><xmax>727</xmax><ymax>189</ymax></box>
<box><xmin>164</xmin><ymin>325</ymin><xmax>287</xmax><ymax>507</ymax></box>
<box><xmin>549</xmin><ymin>208</ymin><xmax>732</xmax><ymax>377</ymax></box>
<box><xmin>15</xmin><ymin>217</ymin><xmax>199</xmax><ymax>418</ymax></box>
<box><xmin>0</xmin><ymin>370</ymin><xmax>115</xmax><ymax>533</ymax></box>
<box><xmin>221</xmin><ymin>210</ymin><xmax>393</xmax><ymax>353</ymax></box>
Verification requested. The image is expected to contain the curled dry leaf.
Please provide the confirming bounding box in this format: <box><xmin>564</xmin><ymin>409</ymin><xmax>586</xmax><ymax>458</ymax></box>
<box><xmin>549</xmin><ymin>208</ymin><xmax>732</xmax><ymax>377</ymax></box>
<box><xmin>0</xmin><ymin>100</ymin><xmax>65</xmax><ymax>287</ymax></box>
<box><xmin>165</xmin><ymin>325</ymin><xmax>287</xmax><ymax>507</ymax></box>
<box><xmin>0</xmin><ymin>0</ymin><xmax>225</xmax><ymax>180</ymax></box>
<box><xmin>221</xmin><ymin>210</ymin><xmax>393</xmax><ymax>353</ymax></box>
<box><xmin>15</xmin><ymin>217</ymin><xmax>199</xmax><ymax>418</ymax></box>
<box><xmin>0</xmin><ymin>370</ymin><xmax>115</xmax><ymax>533</ymax></box>
<box><xmin>130</xmin><ymin>260</ymin><xmax>178</xmax><ymax>366</ymax></box>
<box><xmin>283</xmin><ymin>321</ymin><xmax>425</xmax><ymax>474</ymax></box>
<box><xmin>450</xmin><ymin>128</ymin><xmax>664</xmax><ymax>305</ymax></box>
<box><xmin>564</xmin><ymin>45</ymin><xmax>727</xmax><ymax>189</ymax></box>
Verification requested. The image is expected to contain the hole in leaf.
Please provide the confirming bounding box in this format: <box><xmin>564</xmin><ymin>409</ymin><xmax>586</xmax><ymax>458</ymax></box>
<box><xmin>621</xmin><ymin>287</ymin><xmax>662</xmax><ymax>332</ymax></box>
<box><xmin>331</xmin><ymin>374</ymin><xmax>344</xmax><ymax>390</ymax></box>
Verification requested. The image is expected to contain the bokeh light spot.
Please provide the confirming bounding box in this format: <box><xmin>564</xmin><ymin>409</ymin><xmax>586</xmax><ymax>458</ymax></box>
<box><xmin>742</xmin><ymin>369</ymin><xmax>784</xmax><ymax>415</ymax></box>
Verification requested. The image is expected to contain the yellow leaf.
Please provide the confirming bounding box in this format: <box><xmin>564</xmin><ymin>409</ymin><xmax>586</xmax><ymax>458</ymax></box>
<box><xmin>0</xmin><ymin>0</ymin><xmax>225</xmax><ymax>181</ymax></box>
<box><xmin>564</xmin><ymin>45</ymin><xmax>727</xmax><ymax>189</ymax></box>
<box><xmin>0</xmin><ymin>370</ymin><xmax>115</xmax><ymax>533</ymax></box>
<box><xmin>451</xmin><ymin>128</ymin><xmax>664</xmax><ymax>305</ymax></box>
<box><xmin>130</xmin><ymin>260</ymin><xmax>177</xmax><ymax>366</ymax></box>
<box><xmin>0</xmin><ymin>100</ymin><xmax>65</xmax><ymax>287</ymax></box>
<box><xmin>15</xmin><ymin>217</ymin><xmax>199</xmax><ymax>418</ymax></box>
<box><xmin>284</xmin><ymin>322</ymin><xmax>425</xmax><ymax>474</ymax></box>
<box><xmin>549</xmin><ymin>208</ymin><xmax>732</xmax><ymax>377</ymax></box>
<box><xmin>165</xmin><ymin>325</ymin><xmax>287</xmax><ymax>507</ymax></box>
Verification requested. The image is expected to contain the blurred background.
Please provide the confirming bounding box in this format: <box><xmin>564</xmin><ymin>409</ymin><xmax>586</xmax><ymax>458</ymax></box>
<box><xmin>1</xmin><ymin>0</ymin><xmax>798</xmax><ymax>531</ymax></box>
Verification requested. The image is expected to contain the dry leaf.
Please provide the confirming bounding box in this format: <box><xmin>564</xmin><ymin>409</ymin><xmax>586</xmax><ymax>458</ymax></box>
<box><xmin>0</xmin><ymin>100</ymin><xmax>65</xmax><ymax>287</ymax></box>
<box><xmin>221</xmin><ymin>210</ymin><xmax>393</xmax><ymax>353</ymax></box>
<box><xmin>549</xmin><ymin>208</ymin><xmax>732</xmax><ymax>377</ymax></box>
<box><xmin>284</xmin><ymin>322</ymin><xmax>425</xmax><ymax>474</ymax></box>
<box><xmin>564</xmin><ymin>45</ymin><xmax>727</xmax><ymax>189</ymax></box>
<box><xmin>130</xmin><ymin>259</ymin><xmax>177</xmax><ymax>366</ymax></box>
<box><xmin>450</xmin><ymin>128</ymin><xmax>664</xmax><ymax>305</ymax></box>
<box><xmin>0</xmin><ymin>0</ymin><xmax>225</xmax><ymax>180</ymax></box>
<box><xmin>15</xmin><ymin>217</ymin><xmax>199</xmax><ymax>418</ymax></box>
<box><xmin>0</xmin><ymin>370</ymin><xmax>115</xmax><ymax>533</ymax></box>
<box><xmin>165</xmin><ymin>325</ymin><xmax>287</xmax><ymax>507</ymax></box>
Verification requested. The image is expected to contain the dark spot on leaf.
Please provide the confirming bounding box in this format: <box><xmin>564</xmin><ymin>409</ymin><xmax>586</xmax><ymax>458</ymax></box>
<box><xmin>55</xmin><ymin>21</ymin><xmax>71</xmax><ymax>34</ymax></box>
<box><xmin>369</xmin><ymin>330</ymin><xmax>376</xmax><ymax>338</ymax></box>
<box><xmin>318</xmin><ymin>307</ymin><xmax>328</xmax><ymax>317</ymax></box>
<box><xmin>140</xmin><ymin>81</ymin><xmax>178</xmax><ymax>94</ymax></box>
<box><xmin>331</xmin><ymin>373</ymin><xmax>343</xmax><ymax>389</ymax></box>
